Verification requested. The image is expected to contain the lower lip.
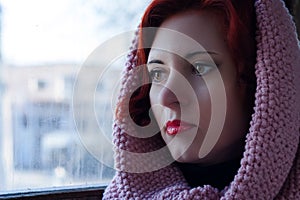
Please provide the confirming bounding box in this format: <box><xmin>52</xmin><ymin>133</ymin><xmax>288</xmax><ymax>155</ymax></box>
<box><xmin>165</xmin><ymin>120</ymin><xmax>195</xmax><ymax>135</ymax></box>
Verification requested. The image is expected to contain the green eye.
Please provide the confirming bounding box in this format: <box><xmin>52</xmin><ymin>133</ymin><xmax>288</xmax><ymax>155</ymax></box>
<box><xmin>192</xmin><ymin>62</ymin><xmax>215</xmax><ymax>76</ymax></box>
<box><xmin>149</xmin><ymin>68</ymin><xmax>167</xmax><ymax>83</ymax></box>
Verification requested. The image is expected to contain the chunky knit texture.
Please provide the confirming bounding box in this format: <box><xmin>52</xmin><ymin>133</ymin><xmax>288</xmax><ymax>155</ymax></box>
<box><xmin>104</xmin><ymin>0</ymin><xmax>300</xmax><ymax>199</ymax></box>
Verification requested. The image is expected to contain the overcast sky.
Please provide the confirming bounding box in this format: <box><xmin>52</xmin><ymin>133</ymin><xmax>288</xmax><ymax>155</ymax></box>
<box><xmin>0</xmin><ymin>0</ymin><xmax>150</xmax><ymax>65</ymax></box>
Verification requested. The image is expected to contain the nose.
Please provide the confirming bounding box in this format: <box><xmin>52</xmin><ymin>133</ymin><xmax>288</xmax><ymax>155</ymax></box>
<box><xmin>158</xmin><ymin>70</ymin><xmax>190</xmax><ymax>109</ymax></box>
<box><xmin>159</xmin><ymin>86</ymin><xmax>179</xmax><ymax>109</ymax></box>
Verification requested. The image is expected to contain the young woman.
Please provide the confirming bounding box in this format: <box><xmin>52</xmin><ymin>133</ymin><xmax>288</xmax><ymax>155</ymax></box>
<box><xmin>104</xmin><ymin>0</ymin><xmax>300</xmax><ymax>199</ymax></box>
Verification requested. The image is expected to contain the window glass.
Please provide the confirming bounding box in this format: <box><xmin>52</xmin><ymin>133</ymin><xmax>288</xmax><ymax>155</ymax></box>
<box><xmin>0</xmin><ymin>0</ymin><xmax>150</xmax><ymax>193</ymax></box>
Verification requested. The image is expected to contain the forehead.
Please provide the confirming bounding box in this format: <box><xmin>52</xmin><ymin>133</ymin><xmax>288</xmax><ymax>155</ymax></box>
<box><xmin>150</xmin><ymin>10</ymin><xmax>228</xmax><ymax>57</ymax></box>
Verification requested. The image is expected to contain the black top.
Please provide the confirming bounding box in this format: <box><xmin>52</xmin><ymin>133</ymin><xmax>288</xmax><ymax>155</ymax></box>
<box><xmin>176</xmin><ymin>158</ymin><xmax>241</xmax><ymax>190</ymax></box>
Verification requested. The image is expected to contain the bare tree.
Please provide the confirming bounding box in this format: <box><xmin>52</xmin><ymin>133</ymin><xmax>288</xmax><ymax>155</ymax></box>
<box><xmin>80</xmin><ymin>0</ymin><xmax>151</xmax><ymax>32</ymax></box>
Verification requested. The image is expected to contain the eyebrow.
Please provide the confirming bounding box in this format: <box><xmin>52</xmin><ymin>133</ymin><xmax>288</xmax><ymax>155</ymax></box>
<box><xmin>147</xmin><ymin>51</ymin><xmax>218</xmax><ymax>65</ymax></box>
<box><xmin>147</xmin><ymin>59</ymin><xmax>164</xmax><ymax>65</ymax></box>
<box><xmin>185</xmin><ymin>51</ymin><xmax>219</xmax><ymax>59</ymax></box>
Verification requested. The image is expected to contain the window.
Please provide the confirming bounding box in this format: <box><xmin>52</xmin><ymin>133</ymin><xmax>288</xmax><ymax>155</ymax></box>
<box><xmin>0</xmin><ymin>0</ymin><xmax>150</xmax><ymax>198</ymax></box>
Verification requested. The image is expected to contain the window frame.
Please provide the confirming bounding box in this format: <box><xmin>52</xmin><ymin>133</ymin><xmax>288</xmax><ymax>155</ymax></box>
<box><xmin>0</xmin><ymin>185</ymin><xmax>106</xmax><ymax>200</ymax></box>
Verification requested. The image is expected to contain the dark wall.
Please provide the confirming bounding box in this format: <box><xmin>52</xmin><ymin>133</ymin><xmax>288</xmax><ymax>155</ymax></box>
<box><xmin>285</xmin><ymin>0</ymin><xmax>300</xmax><ymax>39</ymax></box>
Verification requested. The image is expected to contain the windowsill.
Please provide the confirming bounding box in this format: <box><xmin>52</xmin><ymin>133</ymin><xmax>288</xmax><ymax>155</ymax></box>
<box><xmin>0</xmin><ymin>185</ymin><xmax>106</xmax><ymax>199</ymax></box>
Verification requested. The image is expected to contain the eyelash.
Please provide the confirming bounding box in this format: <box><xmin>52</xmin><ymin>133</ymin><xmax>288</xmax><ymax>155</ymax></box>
<box><xmin>191</xmin><ymin>62</ymin><xmax>216</xmax><ymax>76</ymax></box>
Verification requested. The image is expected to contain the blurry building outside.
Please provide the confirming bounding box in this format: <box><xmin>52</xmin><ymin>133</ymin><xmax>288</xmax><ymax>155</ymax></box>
<box><xmin>0</xmin><ymin>0</ymin><xmax>150</xmax><ymax>193</ymax></box>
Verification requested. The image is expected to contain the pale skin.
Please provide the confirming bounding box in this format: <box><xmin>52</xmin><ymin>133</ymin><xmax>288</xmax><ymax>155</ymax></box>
<box><xmin>147</xmin><ymin>10</ymin><xmax>249</xmax><ymax>165</ymax></box>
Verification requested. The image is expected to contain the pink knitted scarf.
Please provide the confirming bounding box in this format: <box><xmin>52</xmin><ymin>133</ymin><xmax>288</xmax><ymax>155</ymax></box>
<box><xmin>104</xmin><ymin>0</ymin><xmax>300</xmax><ymax>199</ymax></box>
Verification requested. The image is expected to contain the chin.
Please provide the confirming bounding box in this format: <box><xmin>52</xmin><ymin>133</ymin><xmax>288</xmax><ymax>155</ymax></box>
<box><xmin>173</xmin><ymin>152</ymin><xmax>201</xmax><ymax>163</ymax></box>
<box><xmin>173</xmin><ymin>150</ymin><xmax>224</xmax><ymax>166</ymax></box>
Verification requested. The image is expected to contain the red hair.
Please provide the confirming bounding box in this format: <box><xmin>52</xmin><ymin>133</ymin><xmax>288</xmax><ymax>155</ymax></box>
<box><xmin>125</xmin><ymin>0</ymin><xmax>256</xmax><ymax>126</ymax></box>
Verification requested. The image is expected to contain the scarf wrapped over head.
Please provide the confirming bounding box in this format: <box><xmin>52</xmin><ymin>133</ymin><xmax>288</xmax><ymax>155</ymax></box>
<box><xmin>104</xmin><ymin>0</ymin><xmax>300</xmax><ymax>199</ymax></box>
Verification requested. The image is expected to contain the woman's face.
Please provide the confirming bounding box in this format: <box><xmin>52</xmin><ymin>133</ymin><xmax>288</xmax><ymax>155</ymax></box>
<box><xmin>147</xmin><ymin>10</ymin><xmax>249</xmax><ymax>165</ymax></box>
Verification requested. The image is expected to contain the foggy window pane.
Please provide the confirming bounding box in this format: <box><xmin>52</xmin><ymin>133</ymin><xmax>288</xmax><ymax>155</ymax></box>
<box><xmin>0</xmin><ymin>0</ymin><xmax>150</xmax><ymax>193</ymax></box>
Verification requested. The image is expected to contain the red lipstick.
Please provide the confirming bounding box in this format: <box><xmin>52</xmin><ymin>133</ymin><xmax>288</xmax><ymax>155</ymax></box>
<box><xmin>165</xmin><ymin>120</ymin><xmax>195</xmax><ymax>135</ymax></box>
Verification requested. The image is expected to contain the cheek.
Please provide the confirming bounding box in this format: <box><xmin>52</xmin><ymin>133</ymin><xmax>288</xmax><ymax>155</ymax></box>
<box><xmin>224</xmin><ymin>86</ymin><xmax>249</xmax><ymax>132</ymax></box>
<box><xmin>191</xmin><ymin>80</ymin><xmax>212</xmax><ymax>130</ymax></box>
<box><xmin>149</xmin><ymin>87</ymin><xmax>163</xmax><ymax>126</ymax></box>
<box><xmin>149</xmin><ymin>87</ymin><xmax>159</xmax><ymax>116</ymax></box>
<box><xmin>211</xmin><ymin>84</ymin><xmax>249</xmax><ymax>154</ymax></box>
<box><xmin>149</xmin><ymin>86</ymin><xmax>156</xmax><ymax>104</ymax></box>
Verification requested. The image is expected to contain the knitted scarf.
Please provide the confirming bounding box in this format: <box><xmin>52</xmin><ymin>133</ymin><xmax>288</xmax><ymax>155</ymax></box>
<box><xmin>104</xmin><ymin>0</ymin><xmax>300</xmax><ymax>199</ymax></box>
